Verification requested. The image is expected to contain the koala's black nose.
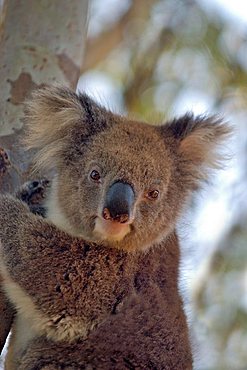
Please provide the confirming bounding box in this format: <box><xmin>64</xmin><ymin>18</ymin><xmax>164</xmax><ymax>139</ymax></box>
<box><xmin>103</xmin><ymin>181</ymin><xmax>135</xmax><ymax>223</ymax></box>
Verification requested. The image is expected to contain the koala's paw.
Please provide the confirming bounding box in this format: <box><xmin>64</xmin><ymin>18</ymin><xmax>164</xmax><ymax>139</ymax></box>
<box><xmin>16</xmin><ymin>179</ymin><xmax>50</xmax><ymax>217</ymax></box>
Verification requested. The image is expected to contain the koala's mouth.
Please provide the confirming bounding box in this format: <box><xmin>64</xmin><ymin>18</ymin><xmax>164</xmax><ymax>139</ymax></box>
<box><xmin>93</xmin><ymin>217</ymin><xmax>132</xmax><ymax>242</ymax></box>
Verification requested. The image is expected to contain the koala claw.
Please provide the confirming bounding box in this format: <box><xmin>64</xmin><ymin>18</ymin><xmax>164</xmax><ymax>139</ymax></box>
<box><xmin>16</xmin><ymin>179</ymin><xmax>50</xmax><ymax>217</ymax></box>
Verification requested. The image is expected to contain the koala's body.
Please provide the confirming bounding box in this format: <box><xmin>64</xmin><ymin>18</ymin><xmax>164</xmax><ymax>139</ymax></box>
<box><xmin>0</xmin><ymin>85</ymin><xmax>229</xmax><ymax>369</ymax></box>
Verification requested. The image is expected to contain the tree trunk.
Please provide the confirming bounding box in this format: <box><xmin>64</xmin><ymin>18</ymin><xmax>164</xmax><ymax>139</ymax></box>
<box><xmin>0</xmin><ymin>0</ymin><xmax>88</xmax><ymax>355</ymax></box>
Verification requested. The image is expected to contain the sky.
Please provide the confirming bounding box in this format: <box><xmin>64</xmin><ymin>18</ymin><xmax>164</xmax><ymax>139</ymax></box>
<box><xmin>202</xmin><ymin>0</ymin><xmax>247</xmax><ymax>25</ymax></box>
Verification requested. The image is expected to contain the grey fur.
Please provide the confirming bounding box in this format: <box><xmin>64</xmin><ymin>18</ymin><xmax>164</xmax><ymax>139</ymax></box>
<box><xmin>0</xmin><ymin>85</ymin><xmax>230</xmax><ymax>369</ymax></box>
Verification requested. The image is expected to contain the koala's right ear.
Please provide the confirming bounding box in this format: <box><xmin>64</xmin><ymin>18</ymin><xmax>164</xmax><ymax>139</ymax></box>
<box><xmin>24</xmin><ymin>85</ymin><xmax>108</xmax><ymax>171</ymax></box>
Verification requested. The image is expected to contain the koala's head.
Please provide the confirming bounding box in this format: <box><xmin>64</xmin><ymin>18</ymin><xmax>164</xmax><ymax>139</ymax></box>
<box><xmin>24</xmin><ymin>85</ymin><xmax>230</xmax><ymax>252</ymax></box>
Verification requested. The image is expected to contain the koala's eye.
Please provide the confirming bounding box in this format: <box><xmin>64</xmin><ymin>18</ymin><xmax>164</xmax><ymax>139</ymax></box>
<box><xmin>146</xmin><ymin>189</ymin><xmax>159</xmax><ymax>200</ymax></box>
<box><xmin>90</xmin><ymin>170</ymin><xmax>101</xmax><ymax>182</ymax></box>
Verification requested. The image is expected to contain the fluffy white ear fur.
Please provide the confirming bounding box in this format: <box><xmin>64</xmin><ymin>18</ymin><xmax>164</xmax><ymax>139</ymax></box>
<box><xmin>161</xmin><ymin>113</ymin><xmax>231</xmax><ymax>186</ymax></box>
<box><xmin>23</xmin><ymin>84</ymin><xmax>108</xmax><ymax>171</ymax></box>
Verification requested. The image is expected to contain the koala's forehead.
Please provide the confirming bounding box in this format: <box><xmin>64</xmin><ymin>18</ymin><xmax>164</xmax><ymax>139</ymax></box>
<box><xmin>83</xmin><ymin>121</ymin><xmax>172</xmax><ymax>177</ymax></box>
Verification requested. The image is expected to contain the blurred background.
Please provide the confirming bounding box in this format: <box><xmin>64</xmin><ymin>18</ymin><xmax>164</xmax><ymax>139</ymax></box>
<box><xmin>0</xmin><ymin>0</ymin><xmax>246</xmax><ymax>369</ymax></box>
<box><xmin>81</xmin><ymin>1</ymin><xmax>246</xmax><ymax>369</ymax></box>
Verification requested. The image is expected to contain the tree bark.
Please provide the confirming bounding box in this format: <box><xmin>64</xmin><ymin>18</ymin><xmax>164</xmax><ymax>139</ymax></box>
<box><xmin>0</xmin><ymin>0</ymin><xmax>88</xmax><ymax>355</ymax></box>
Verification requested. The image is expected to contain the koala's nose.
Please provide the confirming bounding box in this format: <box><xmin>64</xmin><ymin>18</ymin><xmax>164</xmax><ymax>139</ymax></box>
<box><xmin>102</xmin><ymin>181</ymin><xmax>135</xmax><ymax>224</ymax></box>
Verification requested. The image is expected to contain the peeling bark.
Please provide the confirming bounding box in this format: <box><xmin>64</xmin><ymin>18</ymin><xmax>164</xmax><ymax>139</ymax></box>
<box><xmin>57</xmin><ymin>53</ymin><xmax>80</xmax><ymax>89</ymax></box>
<box><xmin>0</xmin><ymin>0</ymin><xmax>88</xmax><ymax>355</ymax></box>
<box><xmin>8</xmin><ymin>73</ymin><xmax>40</xmax><ymax>106</ymax></box>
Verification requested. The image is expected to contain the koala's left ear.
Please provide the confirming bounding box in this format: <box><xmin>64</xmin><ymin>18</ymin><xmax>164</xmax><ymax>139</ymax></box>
<box><xmin>159</xmin><ymin>113</ymin><xmax>231</xmax><ymax>188</ymax></box>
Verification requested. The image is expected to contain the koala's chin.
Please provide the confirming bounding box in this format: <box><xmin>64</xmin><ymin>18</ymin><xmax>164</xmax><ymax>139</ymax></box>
<box><xmin>93</xmin><ymin>217</ymin><xmax>131</xmax><ymax>243</ymax></box>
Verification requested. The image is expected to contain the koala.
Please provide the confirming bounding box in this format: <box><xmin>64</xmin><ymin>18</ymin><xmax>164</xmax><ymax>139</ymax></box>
<box><xmin>0</xmin><ymin>85</ymin><xmax>230</xmax><ymax>370</ymax></box>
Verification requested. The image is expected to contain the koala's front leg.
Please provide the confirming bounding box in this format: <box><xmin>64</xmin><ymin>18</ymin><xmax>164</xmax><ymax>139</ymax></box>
<box><xmin>0</xmin><ymin>193</ymin><xmax>61</xmax><ymax>276</ymax></box>
<box><xmin>0</xmin><ymin>195</ymin><xmax>131</xmax><ymax>344</ymax></box>
<box><xmin>0</xmin><ymin>179</ymin><xmax>49</xmax><ymax>354</ymax></box>
<box><xmin>0</xmin><ymin>195</ymin><xmax>35</xmax><ymax>293</ymax></box>
<box><xmin>0</xmin><ymin>195</ymin><xmax>31</xmax><ymax>355</ymax></box>
<box><xmin>0</xmin><ymin>195</ymin><xmax>83</xmax><ymax>342</ymax></box>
